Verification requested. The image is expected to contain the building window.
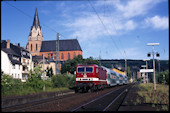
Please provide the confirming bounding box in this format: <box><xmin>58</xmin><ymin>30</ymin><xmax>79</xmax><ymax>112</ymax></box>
<box><xmin>31</xmin><ymin>44</ymin><xmax>32</xmax><ymax>51</ymax></box>
<box><xmin>73</xmin><ymin>52</ymin><xmax>76</xmax><ymax>58</ymax></box>
<box><xmin>68</xmin><ymin>53</ymin><xmax>70</xmax><ymax>60</ymax></box>
<box><xmin>54</xmin><ymin>53</ymin><xmax>56</xmax><ymax>60</ymax></box>
<box><xmin>12</xmin><ymin>64</ymin><xmax>15</xmax><ymax>69</ymax></box>
<box><xmin>23</xmin><ymin>59</ymin><xmax>25</xmax><ymax>63</ymax></box>
<box><xmin>61</xmin><ymin>53</ymin><xmax>64</xmax><ymax>60</ymax></box>
<box><xmin>36</xmin><ymin>43</ymin><xmax>38</xmax><ymax>51</ymax></box>
<box><xmin>48</xmin><ymin>53</ymin><xmax>50</xmax><ymax>59</ymax></box>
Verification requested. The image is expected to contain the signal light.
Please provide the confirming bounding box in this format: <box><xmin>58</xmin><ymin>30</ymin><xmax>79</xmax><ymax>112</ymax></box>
<box><xmin>147</xmin><ymin>53</ymin><xmax>151</xmax><ymax>57</ymax></box>
<box><xmin>156</xmin><ymin>53</ymin><xmax>160</xmax><ymax>57</ymax></box>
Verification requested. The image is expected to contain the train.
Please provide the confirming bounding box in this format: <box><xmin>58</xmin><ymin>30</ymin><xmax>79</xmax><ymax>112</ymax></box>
<box><xmin>75</xmin><ymin>64</ymin><xmax>128</xmax><ymax>93</ymax></box>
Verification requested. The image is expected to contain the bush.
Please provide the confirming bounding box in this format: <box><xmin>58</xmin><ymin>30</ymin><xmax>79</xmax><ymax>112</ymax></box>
<box><xmin>45</xmin><ymin>79</ymin><xmax>53</xmax><ymax>88</ymax></box>
<box><xmin>52</xmin><ymin>74</ymin><xmax>76</xmax><ymax>88</ymax></box>
<box><xmin>1</xmin><ymin>73</ymin><xmax>25</xmax><ymax>96</ymax></box>
<box><xmin>26</xmin><ymin>65</ymin><xmax>44</xmax><ymax>92</ymax></box>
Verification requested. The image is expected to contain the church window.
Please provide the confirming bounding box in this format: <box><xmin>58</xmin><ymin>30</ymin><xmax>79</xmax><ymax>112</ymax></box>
<box><xmin>73</xmin><ymin>52</ymin><xmax>76</xmax><ymax>58</ymax></box>
<box><xmin>36</xmin><ymin>44</ymin><xmax>38</xmax><ymax>51</ymax></box>
<box><xmin>31</xmin><ymin>44</ymin><xmax>32</xmax><ymax>51</ymax></box>
<box><xmin>68</xmin><ymin>53</ymin><xmax>70</xmax><ymax>60</ymax></box>
<box><xmin>54</xmin><ymin>53</ymin><xmax>56</xmax><ymax>60</ymax></box>
<box><xmin>48</xmin><ymin>53</ymin><xmax>50</xmax><ymax>59</ymax></box>
<box><xmin>61</xmin><ymin>53</ymin><xmax>64</xmax><ymax>60</ymax></box>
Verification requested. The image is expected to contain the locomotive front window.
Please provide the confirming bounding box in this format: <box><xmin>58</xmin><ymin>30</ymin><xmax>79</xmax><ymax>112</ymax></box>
<box><xmin>86</xmin><ymin>67</ymin><xmax>93</xmax><ymax>73</ymax></box>
<box><xmin>77</xmin><ymin>67</ymin><xmax>85</xmax><ymax>73</ymax></box>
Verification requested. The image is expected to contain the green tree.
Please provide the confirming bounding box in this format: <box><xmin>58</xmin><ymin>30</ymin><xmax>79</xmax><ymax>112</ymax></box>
<box><xmin>159</xmin><ymin>69</ymin><xmax>169</xmax><ymax>84</ymax></box>
<box><xmin>26</xmin><ymin>64</ymin><xmax>44</xmax><ymax>92</ymax></box>
<box><xmin>61</xmin><ymin>55</ymin><xmax>99</xmax><ymax>74</ymax></box>
<box><xmin>49</xmin><ymin>67</ymin><xmax>53</xmax><ymax>78</ymax></box>
<box><xmin>46</xmin><ymin>67</ymin><xmax>53</xmax><ymax>78</ymax></box>
<box><xmin>46</xmin><ymin>66</ymin><xmax>50</xmax><ymax>77</ymax></box>
<box><xmin>127</xmin><ymin>66</ymin><xmax>132</xmax><ymax>80</ymax></box>
<box><xmin>84</xmin><ymin>56</ymin><xmax>99</xmax><ymax>65</ymax></box>
<box><xmin>61</xmin><ymin>55</ymin><xmax>84</xmax><ymax>74</ymax></box>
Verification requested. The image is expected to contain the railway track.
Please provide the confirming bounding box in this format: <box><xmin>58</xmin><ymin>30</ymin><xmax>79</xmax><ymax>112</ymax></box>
<box><xmin>2</xmin><ymin>84</ymin><xmax>134</xmax><ymax>112</ymax></box>
<box><xmin>71</xmin><ymin>83</ymin><xmax>133</xmax><ymax>111</ymax></box>
<box><xmin>1</xmin><ymin>91</ymin><xmax>75</xmax><ymax>112</ymax></box>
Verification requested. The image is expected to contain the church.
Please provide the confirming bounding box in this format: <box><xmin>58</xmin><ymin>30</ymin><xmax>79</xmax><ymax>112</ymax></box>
<box><xmin>26</xmin><ymin>8</ymin><xmax>83</xmax><ymax>67</ymax></box>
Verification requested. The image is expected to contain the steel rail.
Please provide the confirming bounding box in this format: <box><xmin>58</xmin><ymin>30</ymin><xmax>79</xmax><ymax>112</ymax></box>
<box><xmin>103</xmin><ymin>85</ymin><xmax>132</xmax><ymax>111</ymax></box>
<box><xmin>71</xmin><ymin>84</ymin><xmax>133</xmax><ymax>112</ymax></box>
<box><xmin>2</xmin><ymin>91</ymin><xmax>75</xmax><ymax>112</ymax></box>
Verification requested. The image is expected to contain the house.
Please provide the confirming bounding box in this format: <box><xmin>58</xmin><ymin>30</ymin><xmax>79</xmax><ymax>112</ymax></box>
<box><xmin>1</xmin><ymin>40</ymin><xmax>34</xmax><ymax>82</ymax></box>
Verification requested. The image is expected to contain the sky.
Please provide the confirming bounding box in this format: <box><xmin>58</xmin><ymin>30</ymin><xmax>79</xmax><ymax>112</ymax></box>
<box><xmin>1</xmin><ymin>0</ymin><xmax>169</xmax><ymax>60</ymax></box>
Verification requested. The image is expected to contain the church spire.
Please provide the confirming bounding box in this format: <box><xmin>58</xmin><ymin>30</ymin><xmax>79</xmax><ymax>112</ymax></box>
<box><xmin>33</xmin><ymin>8</ymin><xmax>40</xmax><ymax>29</ymax></box>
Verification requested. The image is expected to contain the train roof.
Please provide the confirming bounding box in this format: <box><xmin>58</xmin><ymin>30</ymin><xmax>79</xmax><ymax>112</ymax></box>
<box><xmin>76</xmin><ymin>64</ymin><xmax>99</xmax><ymax>67</ymax></box>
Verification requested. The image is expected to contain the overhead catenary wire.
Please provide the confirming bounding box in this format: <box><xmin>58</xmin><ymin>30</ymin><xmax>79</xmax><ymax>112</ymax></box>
<box><xmin>4</xmin><ymin>1</ymin><xmax>66</xmax><ymax>39</ymax></box>
<box><xmin>88</xmin><ymin>0</ymin><xmax>125</xmax><ymax>58</ymax></box>
<box><xmin>105</xmin><ymin>1</ymin><xmax>126</xmax><ymax>58</ymax></box>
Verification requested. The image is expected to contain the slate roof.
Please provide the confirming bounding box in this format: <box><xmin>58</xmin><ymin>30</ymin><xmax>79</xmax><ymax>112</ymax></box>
<box><xmin>1</xmin><ymin>40</ymin><xmax>31</xmax><ymax>65</ymax></box>
<box><xmin>40</xmin><ymin>39</ymin><xmax>82</xmax><ymax>52</ymax></box>
<box><xmin>1</xmin><ymin>40</ymin><xmax>30</xmax><ymax>58</ymax></box>
<box><xmin>1</xmin><ymin>48</ymin><xmax>21</xmax><ymax>65</ymax></box>
<box><xmin>33</xmin><ymin>8</ymin><xmax>40</xmax><ymax>29</ymax></box>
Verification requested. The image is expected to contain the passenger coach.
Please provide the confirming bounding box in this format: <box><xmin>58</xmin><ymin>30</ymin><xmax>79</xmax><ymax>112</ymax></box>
<box><xmin>75</xmin><ymin>64</ymin><xmax>128</xmax><ymax>93</ymax></box>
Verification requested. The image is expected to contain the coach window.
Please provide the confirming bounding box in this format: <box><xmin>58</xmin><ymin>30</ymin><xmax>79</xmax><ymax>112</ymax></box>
<box><xmin>119</xmin><ymin>74</ymin><xmax>122</xmax><ymax>79</ymax></box>
<box><xmin>77</xmin><ymin>67</ymin><xmax>84</xmax><ymax>73</ymax></box>
<box><xmin>107</xmin><ymin>74</ymin><xmax>110</xmax><ymax>79</ymax></box>
<box><xmin>86</xmin><ymin>67</ymin><xmax>93</xmax><ymax>73</ymax></box>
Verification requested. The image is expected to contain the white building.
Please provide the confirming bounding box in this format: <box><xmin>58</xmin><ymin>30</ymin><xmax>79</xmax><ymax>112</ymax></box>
<box><xmin>1</xmin><ymin>40</ymin><xmax>34</xmax><ymax>82</ymax></box>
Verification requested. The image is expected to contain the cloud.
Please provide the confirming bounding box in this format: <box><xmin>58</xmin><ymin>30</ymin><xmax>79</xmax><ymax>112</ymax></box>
<box><xmin>40</xmin><ymin>10</ymin><xmax>50</xmax><ymax>15</ymax></box>
<box><xmin>115</xmin><ymin>0</ymin><xmax>162</xmax><ymax>18</ymax></box>
<box><xmin>114</xmin><ymin>47</ymin><xmax>146</xmax><ymax>59</ymax></box>
<box><xmin>63</xmin><ymin>12</ymin><xmax>137</xmax><ymax>42</ymax></box>
<box><xmin>144</xmin><ymin>15</ymin><xmax>169</xmax><ymax>30</ymax></box>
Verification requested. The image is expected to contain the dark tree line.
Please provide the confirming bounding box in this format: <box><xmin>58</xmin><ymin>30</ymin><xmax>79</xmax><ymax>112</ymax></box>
<box><xmin>61</xmin><ymin>55</ymin><xmax>99</xmax><ymax>74</ymax></box>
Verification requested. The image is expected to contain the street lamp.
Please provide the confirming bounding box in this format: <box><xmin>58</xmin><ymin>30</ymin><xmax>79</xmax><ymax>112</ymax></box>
<box><xmin>147</xmin><ymin>43</ymin><xmax>160</xmax><ymax>90</ymax></box>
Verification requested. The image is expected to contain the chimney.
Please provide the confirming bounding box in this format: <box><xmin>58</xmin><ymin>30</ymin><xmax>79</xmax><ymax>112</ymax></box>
<box><xmin>18</xmin><ymin>43</ymin><xmax>20</xmax><ymax>47</ymax></box>
<box><xmin>7</xmin><ymin>40</ymin><xmax>10</xmax><ymax>49</ymax></box>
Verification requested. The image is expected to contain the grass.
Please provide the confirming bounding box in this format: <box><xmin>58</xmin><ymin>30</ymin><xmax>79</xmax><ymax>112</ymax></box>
<box><xmin>135</xmin><ymin>83</ymin><xmax>169</xmax><ymax>111</ymax></box>
<box><xmin>2</xmin><ymin>87</ymin><xmax>70</xmax><ymax>97</ymax></box>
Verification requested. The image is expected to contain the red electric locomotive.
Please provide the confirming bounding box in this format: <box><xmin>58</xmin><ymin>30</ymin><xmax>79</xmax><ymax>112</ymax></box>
<box><xmin>75</xmin><ymin>64</ymin><xmax>107</xmax><ymax>92</ymax></box>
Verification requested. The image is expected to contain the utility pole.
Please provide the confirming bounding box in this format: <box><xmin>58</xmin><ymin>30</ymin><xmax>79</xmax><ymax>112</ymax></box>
<box><xmin>124</xmin><ymin>51</ymin><xmax>127</xmax><ymax>76</ymax></box>
<box><xmin>147</xmin><ymin>43</ymin><xmax>160</xmax><ymax>90</ymax></box>
<box><xmin>43</xmin><ymin>53</ymin><xmax>45</xmax><ymax>91</ymax></box>
<box><xmin>56</xmin><ymin>33</ymin><xmax>60</xmax><ymax>75</ymax></box>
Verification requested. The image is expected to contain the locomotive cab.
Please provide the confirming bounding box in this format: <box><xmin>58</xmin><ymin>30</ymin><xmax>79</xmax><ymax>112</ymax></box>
<box><xmin>75</xmin><ymin>64</ymin><xmax>107</xmax><ymax>93</ymax></box>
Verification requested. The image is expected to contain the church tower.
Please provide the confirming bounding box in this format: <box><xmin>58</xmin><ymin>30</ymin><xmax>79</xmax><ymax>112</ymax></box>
<box><xmin>26</xmin><ymin>8</ymin><xmax>44</xmax><ymax>56</ymax></box>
